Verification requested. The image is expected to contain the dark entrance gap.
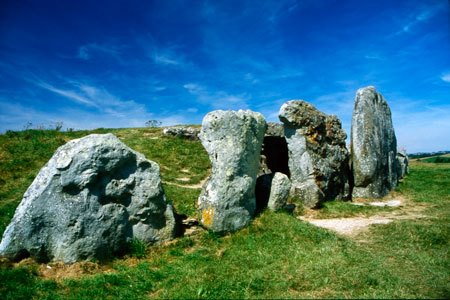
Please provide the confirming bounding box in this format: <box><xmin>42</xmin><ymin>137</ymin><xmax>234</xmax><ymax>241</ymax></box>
<box><xmin>261</xmin><ymin>136</ymin><xmax>290</xmax><ymax>177</ymax></box>
<box><xmin>255</xmin><ymin>136</ymin><xmax>290</xmax><ymax>214</ymax></box>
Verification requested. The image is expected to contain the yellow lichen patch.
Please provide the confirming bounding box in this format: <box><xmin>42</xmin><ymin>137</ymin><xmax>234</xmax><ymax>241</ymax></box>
<box><xmin>201</xmin><ymin>207</ymin><xmax>215</xmax><ymax>227</ymax></box>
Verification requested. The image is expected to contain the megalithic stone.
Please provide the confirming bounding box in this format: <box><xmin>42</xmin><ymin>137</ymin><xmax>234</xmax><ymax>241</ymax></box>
<box><xmin>351</xmin><ymin>86</ymin><xmax>399</xmax><ymax>198</ymax></box>
<box><xmin>279</xmin><ymin>100</ymin><xmax>350</xmax><ymax>208</ymax></box>
<box><xmin>0</xmin><ymin>133</ymin><xmax>176</xmax><ymax>263</ymax></box>
<box><xmin>198</xmin><ymin>110</ymin><xmax>266</xmax><ymax>233</ymax></box>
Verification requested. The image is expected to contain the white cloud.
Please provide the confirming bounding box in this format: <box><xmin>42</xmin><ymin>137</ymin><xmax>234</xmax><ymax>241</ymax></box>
<box><xmin>36</xmin><ymin>82</ymin><xmax>97</xmax><ymax>107</ymax></box>
<box><xmin>441</xmin><ymin>72</ymin><xmax>450</xmax><ymax>83</ymax></box>
<box><xmin>33</xmin><ymin>79</ymin><xmax>152</xmax><ymax>120</ymax></box>
<box><xmin>153</xmin><ymin>54</ymin><xmax>180</xmax><ymax>66</ymax></box>
<box><xmin>150</xmin><ymin>45</ymin><xmax>190</xmax><ymax>67</ymax></box>
<box><xmin>183</xmin><ymin>83</ymin><xmax>249</xmax><ymax>110</ymax></box>
<box><xmin>0</xmin><ymin>100</ymin><xmax>145</xmax><ymax>132</ymax></box>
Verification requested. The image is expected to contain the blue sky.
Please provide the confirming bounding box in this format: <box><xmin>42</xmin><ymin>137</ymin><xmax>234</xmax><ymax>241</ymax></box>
<box><xmin>0</xmin><ymin>0</ymin><xmax>449</xmax><ymax>152</ymax></box>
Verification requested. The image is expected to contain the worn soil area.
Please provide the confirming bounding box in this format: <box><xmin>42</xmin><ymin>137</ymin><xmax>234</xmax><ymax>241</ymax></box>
<box><xmin>300</xmin><ymin>196</ymin><xmax>428</xmax><ymax>236</ymax></box>
<box><xmin>165</xmin><ymin>177</ymin><xmax>208</xmax><ymax>189</ymax></box>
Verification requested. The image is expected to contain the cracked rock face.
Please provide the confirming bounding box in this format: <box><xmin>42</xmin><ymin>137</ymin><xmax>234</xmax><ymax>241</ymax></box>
<box><xmin>279</xmin><ymin>100</ymin><xmax>350</xmax><ymax>208</ymax></box>
<box><xmin>351</xmin><ymin>86</ymin><xmax>398</xmax><ymax>198</ymax></box>
<box><xmin>0</xmin><ymin>134</ymin><xmax>175</xmax><ymax>263</ymax></box>
<box><xmin>198</xmin><ymin>110</ymin><xmax>266</xmax><ymax>233</ymax></box>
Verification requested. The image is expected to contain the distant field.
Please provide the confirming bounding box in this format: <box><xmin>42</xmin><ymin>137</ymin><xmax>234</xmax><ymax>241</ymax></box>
<box><xmin>1</xmin><ymin>128</ymin><xmax>449</xmax><ymax>299</ymax></box>
<box><xmin>414</xmin><ymin>154</ymin><xmax>450</xmax><ymax>163</ymax></box>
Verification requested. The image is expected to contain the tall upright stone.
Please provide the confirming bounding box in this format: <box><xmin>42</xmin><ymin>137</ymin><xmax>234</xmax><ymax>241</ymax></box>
<box><xmin>198</xmin><ymin>110</ymin><xmax>266</xmax><ymax>233</ymax></box>
<box><xmin>396</xmin><ymin>150</ymin><xmax>409</xmax><ymax>179</ymax></box>
<box><xmin>351</xmin><ymin>86</ymin><xmax>398</xmax><ymax>198</ymax></box>
<box><xmin>279</xmin><ymin>100</ymin><xmax>350</xmax><ymax>208</ymax></box>
<box><xmin>0</xmin><ymin>134</ymin><xmax>176</xmax><ymax>263</ymax></box>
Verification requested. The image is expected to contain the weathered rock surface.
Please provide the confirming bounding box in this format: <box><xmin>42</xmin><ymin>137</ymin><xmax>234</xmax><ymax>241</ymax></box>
<box><xmin>198</xmin><ymin>110</ymin><xmax>266</xmax><ymax>233</ymax></box>
<box><xmin>0</xmin><ymin>134</ymin><xmax>175</xmax><ymax>263</ymax></box>
<box><xmin>163</xmin><ymin>126</ymin><xmax>200</xmax><ymax>140</ymax></box>
<box><xmin>279</xmin><ymin>100</ymin><xmax>350</xmax><ymax>208</ymax></box>
<box><xmin>255</xmin><ymin>172</ymin><xmax>291</xmax><ymax>212</ymax></box>
<box><xmin>396</xmin><ymin>150</ymin><xmax>409</xmax><ymax>179</ymax></box>
<box><xmin>267</xmin><ymin>172</ymin><xmax>291</xmax><ymax>211</ymax></box>
<box><xmin>265</xmin><ymin>122</ymin><xmax>284</xmax><ymax>137</ymax></box>
<box><xmin>351</xmin><ymin>86</ymin><xmax>398</xmax><ymax>198</ymax></box>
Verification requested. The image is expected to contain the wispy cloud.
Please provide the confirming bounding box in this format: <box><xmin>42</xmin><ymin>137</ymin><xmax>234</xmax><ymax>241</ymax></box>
<box><xmin>183</xmin><ymin>83</ymin><xmax>249</xmax><ymax>110</ymax></box>
<box><xmin>77</xmin><ymin>43</ymin><xmax>122</xmax><ymax>61</ymax></box>
<box><xmin>392</xmin><ymin>2</ymin><xmax>446</xmax><ymax>36</ymax></box>
<box><xmin>36</xmin><ymin>81</ymin><xmax>97</xmax><ymax>107</ymax></box>
<box><xmin>34</xmin><ymin>78</ymin><xmax>149</xmax><ymax>118</ymax></box>
<box><xmin>0</xmin><ymin>100</ymin><xmax>139</xmax><ymax>132</ymax></box>
<box><xmin>149</xmin><ymin>44</ymin><xmax>190</xmax><ymax>67</ymax></box>
<box><xmin>441</xmin><ymin>71</ymin><xmax>450</xmax><ymax>83</ymax></box>
<box><xmin>153</xmin><ymin>53</ymin><xmax>180</xmax><ymax>66</ymax></box>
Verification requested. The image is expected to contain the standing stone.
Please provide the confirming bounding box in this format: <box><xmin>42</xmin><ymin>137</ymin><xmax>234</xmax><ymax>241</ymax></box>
<box><xmin>0</xmin><ymin>134</ymin><xmax>175</xmax><ymax>263</ymax></box>
<box><xmin>396</xmin><ymin>150</ymin><xmax>409</xmax><ymax>179</ymax></box>
<box><xmin>267</xmin><ymin>172</ymin><xmax>291</xmax><ymax>211</ymax></box>
<box><xmin>255</xmin><ymin>172</ymin><xmax>291</xmax><ymax>212</ymax></box>
<box><xmin>198</xmin><ymin>110</ymin><xmax>266</xmax><ymax>233</ymax></box>
<box><xmin>279</xmin><ymin>100</ymin><xmax>350</xmax><ymax>208</ymax></box>
<box><xmin>351</xmin><ymin>86</ymin><xmax>398</xmax><ymax>198</ymax></box>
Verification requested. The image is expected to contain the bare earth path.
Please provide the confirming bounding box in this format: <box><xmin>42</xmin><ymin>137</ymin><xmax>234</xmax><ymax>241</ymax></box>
<box><xmin>299</xmin><ymin>197</ymin><xmax>428</xmax><ymax>236</ymax></box>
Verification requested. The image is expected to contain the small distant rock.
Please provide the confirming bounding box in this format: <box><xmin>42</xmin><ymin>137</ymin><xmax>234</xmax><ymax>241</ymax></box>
<box><xmin>198</xmin><ymin>110</ymin><xmax>266</xmax><ymax>233</ymax></box>
<box><xmin>163</xmin><ymin>126</ymin><xmax>200</xmax><ymax>140</ymax></box>
<box><xmin>396</xmin><ymin>150</ymin><xmax>409</xmax><ymax>179</ymax></box>
<box><xmin>0</xmin><ymin>134</ymin><xmax>176</xmax><ymax>263</ymax></box>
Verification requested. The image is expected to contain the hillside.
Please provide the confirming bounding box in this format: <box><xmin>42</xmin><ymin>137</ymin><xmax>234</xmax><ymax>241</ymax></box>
<box><xmin>0</xmin><ymin>128</ymin><xmax>449</xmax><ymax>299</ymax></box>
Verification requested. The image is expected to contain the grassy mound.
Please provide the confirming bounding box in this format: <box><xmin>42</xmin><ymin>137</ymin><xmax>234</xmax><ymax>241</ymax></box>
<box><xmin>0</xmin><ymin>128</ymin><xmax>449</xmax><ymax>299</ymax></box>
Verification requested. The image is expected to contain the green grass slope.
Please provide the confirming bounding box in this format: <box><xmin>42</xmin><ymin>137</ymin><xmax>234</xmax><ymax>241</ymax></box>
<box><xmin>0</xmin><ymin>128</ymin><xmax>449</xmax><ymax>299</ymax></box>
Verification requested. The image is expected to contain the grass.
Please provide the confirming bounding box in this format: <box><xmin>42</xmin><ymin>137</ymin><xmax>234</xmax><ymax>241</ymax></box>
<box><xmin>0</xmin><ymin>129</ymin><xmax>449</xmax><ymax>299</ymax></box>
<box><xmin>420</xmin><ymin>155</ymin><xmax>450</xmax><ymax>163</ymax></box>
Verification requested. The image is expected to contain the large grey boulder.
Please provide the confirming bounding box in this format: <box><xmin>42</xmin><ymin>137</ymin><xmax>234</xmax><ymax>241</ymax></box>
<box><xmin>0</xmin><ymin>134</ymin><xmax>175</xmax><ymax>263</ymax></box>
<box><xmin>279</xmin><ymin>100</ymin><xmax>350</xmax><ymax>208</ymax></box>
<box><xmin>198</xmin><ymin>110</ymin><xmax>266</xmax><ymax>233</ymax></box>
<box><xmin>351</xmin><ymin>86</ymin><xmax>398</xmax><ymax>198</ymax></box>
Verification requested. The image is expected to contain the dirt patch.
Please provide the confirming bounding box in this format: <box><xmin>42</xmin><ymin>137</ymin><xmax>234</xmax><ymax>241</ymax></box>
<box><xmin>301</xmin><ymin>216</ymin><xmax>393</xmax><ymax>235</ymax></box>
<box><xmin>9</xmin><ymin>258</ymin><xmax>115</xmax><ymax>280</ymax></box>
<box><xmin>300</xmin><ymin>196</ymin><xmax>428</xmax><ymax>236</ymax></box>
<box><xmin>176</xmin><ymin>177</ymin><xmax>191</xmax><ymax>182</ymax></box>
<box><xmin>38</xmin><ymin>261</ymin><xmax>115</xmax><ymax>280</ymax></box>
<box><xmin>165</xmin><ymin>177</ymin><xmax>207</xmax><ymax>189</ymax></box>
